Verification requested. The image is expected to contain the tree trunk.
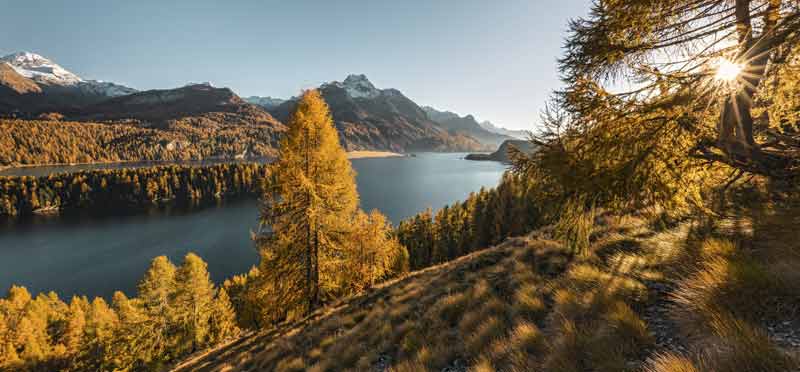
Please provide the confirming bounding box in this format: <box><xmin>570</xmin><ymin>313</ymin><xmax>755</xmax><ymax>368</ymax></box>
<box><xmin>312</xmin><ymin>230</ymin><xmax>319</xmax><ymax>310</ymax></box>
<box><xmin>717</xmin><ymin>0</ymin><xmax>769</xmax><ymax>162</ymax></box>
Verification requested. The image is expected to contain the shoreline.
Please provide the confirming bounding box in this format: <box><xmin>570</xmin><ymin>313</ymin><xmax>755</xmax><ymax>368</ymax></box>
<box><xmin>346</xmin><ymin>151</ymin><xmax>405</xmax><ymax>159</ymax></box>
<box><xmin>0</xmin><ymin>152</ymin><xmax>406</xmax><ymax>177</ymax></box>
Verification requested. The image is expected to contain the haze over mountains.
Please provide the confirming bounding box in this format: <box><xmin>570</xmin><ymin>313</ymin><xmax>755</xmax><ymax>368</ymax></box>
<box><xmin>0</xmin><ymin>52</ymin><xmax>521</xmax><ymax>153</ymax></box>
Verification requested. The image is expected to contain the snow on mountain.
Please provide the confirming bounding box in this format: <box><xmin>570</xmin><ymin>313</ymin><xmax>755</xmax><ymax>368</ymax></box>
<box><xmin>326</xmin><ymin>74</ymin><xmax>382</xmax><ymax>99</ymax></box>
<box><xmin>244</xmin><ymin>96</ymin><xmax>286</xmax><ymax>109</ymax></box>
<box><xmin>0</xmin><ymin>51</ymin><xmax>137</xmax><ymax>97</ymax></box>
<box><xmin>0</xmin><ymin>52</ymin><xmax>82</xmax><ymax>86</ymax></box>
<box><xmin>77</xmin><ymin>80</ymin><xmax>138</xmax><ymax>97</ymax></box>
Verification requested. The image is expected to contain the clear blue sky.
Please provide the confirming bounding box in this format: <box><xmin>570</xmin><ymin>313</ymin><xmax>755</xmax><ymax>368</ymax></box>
<box><xmin>1</xmin><ymin>0</ymin><xmax>590</xmax><ymax>130</ymax></box>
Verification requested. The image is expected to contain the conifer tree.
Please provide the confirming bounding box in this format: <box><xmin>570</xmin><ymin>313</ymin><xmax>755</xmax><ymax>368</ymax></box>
<box><xmin>81</xmin><ymin>297</ymin><xmax>117</xmax><ymax>371</ymax></box>
<box><xmin>208</xmin><ymin>287</ymin><xmax>239</xmax><ymax>343</ymax></box>
<box><xmin>64</xmin><ymin>297</ymin><xmax>87</xmax><ymax>357</ymax></box>
<box><xmin>336</xmin><ymin>210</ymin><xmax>409</xmax><ymax>295</ymax></box>
<box><xmin>223</xmin><ymin>266</ymin><xmax>263</xmax><ymax>330</ymax></box>
<box><xmin>127</xmin><ymin>256</ymin><xmax>178</xmax><ymax>368</ymax></box>
<box><xmin>174</xmin><ymin>253</ymin><xmax>215</xmax><ymax>353</ymax></box>
<box><xmin>258</xmin><ymin>89</ymin><xmax>359</xmax><ymax>317</ymax></box>
<box><xmin>556</xmin><ymin>0</ymin><xmax>800</xmax><ymax>178</ymax></box>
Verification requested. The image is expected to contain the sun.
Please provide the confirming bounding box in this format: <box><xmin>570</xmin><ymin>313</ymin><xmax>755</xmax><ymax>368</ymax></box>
<box><xmin>715</xmin><ymin>58</ymin><xmax>743</xmax><ymax>82</ymax></box>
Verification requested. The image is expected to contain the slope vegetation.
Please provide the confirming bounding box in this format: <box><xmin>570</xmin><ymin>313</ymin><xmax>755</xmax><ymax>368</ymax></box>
<box><xmin>173</xmin><ymin>202</ymin><xmax>800</xmax><ymax>371</ymax></box>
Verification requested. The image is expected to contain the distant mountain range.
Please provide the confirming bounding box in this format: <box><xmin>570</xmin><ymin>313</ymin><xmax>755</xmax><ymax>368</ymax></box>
<box><xmin>421</xmin><ymin>106</ymin><xmax>515</xmax><ymax>148</ymax></box>
<box><xmin>478</xmin><ymin>120</ymin><xmax>529</xmax><ymax>140</ymax></box>
<box><xmin>0</xmin><ymin>51</ymin><xmax>514</xmax><ymax>154</ymax></box>
<box><xmin>244</xmin><ymin>96</ymin><xmax>286</xmax><ymax>109</ymax></box>
<box><xmin>264</xmin><ymin>74</ymin><xmax>489</xmax><ymax>152</ymax></box>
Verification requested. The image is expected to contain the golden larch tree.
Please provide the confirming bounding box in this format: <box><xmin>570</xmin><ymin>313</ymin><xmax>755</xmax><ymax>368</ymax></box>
<box><xmin>258</xmin><ymin>89</ymin><xmax>359</xmax><ymax>317</ymax></box>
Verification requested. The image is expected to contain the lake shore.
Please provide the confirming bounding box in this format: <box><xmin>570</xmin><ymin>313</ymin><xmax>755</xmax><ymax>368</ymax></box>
<box><xmin>346</xmin><ymin>151</ymin><xmax>405</xmax><ymax>159</ymax></box>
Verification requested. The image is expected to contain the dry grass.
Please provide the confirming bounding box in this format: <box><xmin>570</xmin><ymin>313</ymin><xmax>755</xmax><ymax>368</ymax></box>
<box><xmin>644</xmin><ymin>353</ymin><xmax>700</xmax><ymax>372</ymax></box>
<box><xmin>672</xmin><ymin>235</ymin><xmax>800</xmax><ymax>337</ymax></box>
<box><xmin>173</xmin><ymin>203</ymin><xmax>800</xmax><ymax>372</ymax></box>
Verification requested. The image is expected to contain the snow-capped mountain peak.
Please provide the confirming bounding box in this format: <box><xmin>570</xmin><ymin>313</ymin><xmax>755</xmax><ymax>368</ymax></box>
<box><xmin>0</xmin><ymin>51</ymin><xmax>83</xmax><ymax>86</ymax></box>
<box><xmin>0</xmin><ymin>51</ymin><xmax>137</xmax><ymax>97</ymax></box>
<box><xmin>325</xmin><ymin>74</ymin><xmax>382</xmax><ymax>99</ymax></box>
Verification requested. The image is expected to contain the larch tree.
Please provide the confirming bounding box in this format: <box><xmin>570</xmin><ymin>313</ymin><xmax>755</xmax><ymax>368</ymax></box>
<box><xmin>131</xmin><ymin>256</ymin><xmax>178</xmax><ymax>367</ymax></box>
<box><xmin>334</xmin><ymin>210</ymin><xmax>408</xmax><ymax>295</ymax></box>
<box><xmin>174</xmin><ymin>253</ymin><xmax>215</xmax><ymax>353</ymax></box>
<box><xmin>208</xmin><ymin>287</ymin><xmax>239</xmax><ymax>343</ymax></box>
<box><xmin>257</xmin><ymin>89</ymin><xmax>359</xmax><ymax>318</ymax></box>
<box><xmin>511</xmin><ymin>0</ymin><xmax>800</xmax><ymax>223</ymax></box>
<box><xmin>64</xmin><ymin>296</ymin><xmax>87</xmax><ymax>358</ymax></box>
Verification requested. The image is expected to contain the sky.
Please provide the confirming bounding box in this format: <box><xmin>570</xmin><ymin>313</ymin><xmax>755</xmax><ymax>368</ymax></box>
<box><xmin>1</xmin><ymin>0</ymin><xmax>591</xmax><ymax>130</ymax></box>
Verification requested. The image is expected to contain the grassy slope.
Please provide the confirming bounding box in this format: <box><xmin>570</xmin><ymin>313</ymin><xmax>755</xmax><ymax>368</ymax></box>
<box><xmin>173</xmin><ymin>205</ymin><xmax>800</xmax><ymax>372</ymax></box>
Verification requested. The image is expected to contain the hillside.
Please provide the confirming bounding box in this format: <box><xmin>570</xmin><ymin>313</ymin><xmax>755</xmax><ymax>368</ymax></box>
<box><xmin>73</xmin><ymin>84</ymin><xmax>283</xmax><ymax>129</ymax></box>
<box><xmin>0</xmin><ymin>118</ymin><xmax>284</xmax><ymax>167</ymax></box>
<box><xmin>269</xmin><ymin>75</ymin><xmax>489</xmax><ymax>153</ymax></box>
<box><xmin>0</xmin><ymin>63</ymin><xmax>43</xmax><ymax>112</ymax></box>
<box><xmin>172</xmin><ymin>202</ymin><xmax>800</xmax><ymax>371</ymax></box>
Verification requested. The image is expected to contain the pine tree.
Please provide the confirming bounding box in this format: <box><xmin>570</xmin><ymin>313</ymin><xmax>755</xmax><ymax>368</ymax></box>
<box><xmin>258</xmin><ymin>89</ymin><xmax>359</xmax><ymax>317</ymax></box>
<box><xmin>174</xmin><ymin>253</ymin><xmax>215</xmax><ymax>353</ymax></box>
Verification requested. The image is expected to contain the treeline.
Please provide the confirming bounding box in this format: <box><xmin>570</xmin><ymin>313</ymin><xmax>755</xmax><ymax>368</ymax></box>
<box><xmin>0</xmin><ymin>163</ymin><xmax>269</xmax><ymax>216</ymax></box>
<box><xmin>397</xmin><ymin>171</ymin><xmax>541</xmax><ymax>270</ymax></box>
<box><xmin>0</xmin><ymin>253</ymin><xmax>238</xmax><ymax>372</ymax></box>
<box><xmin>0</xmin><ymin>119</ymin><xmax>281</xmax><ymax>167</ymax></box>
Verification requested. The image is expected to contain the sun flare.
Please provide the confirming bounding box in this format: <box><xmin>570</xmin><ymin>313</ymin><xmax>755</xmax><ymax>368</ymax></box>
<box><xmin>715</xmin><ymin>58</ymin><xmax>743</xmax><ymax>82</ymax></box>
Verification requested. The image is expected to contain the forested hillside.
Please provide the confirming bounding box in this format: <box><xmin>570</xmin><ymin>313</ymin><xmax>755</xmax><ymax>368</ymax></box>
<box><xmin>0</xmin><ymin>119</ymin><xmax>282</xmax><ymax>167</ymax></box>
<box><xmin>0</xmin><ymin>163</ymin><xmax>268</xmax><ymax>216</ymax></box>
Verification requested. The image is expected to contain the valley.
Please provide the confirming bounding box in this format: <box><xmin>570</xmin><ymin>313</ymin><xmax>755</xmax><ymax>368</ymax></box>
<box><xmin>3</xmin><ymin>1</ymin><xmax>800</xmax><ymax>371</ymax></box>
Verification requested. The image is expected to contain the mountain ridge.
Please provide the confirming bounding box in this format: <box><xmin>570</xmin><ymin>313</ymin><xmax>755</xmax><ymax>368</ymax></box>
<box><xmin>422</xmin><ymin>106</ymin><xmax>513</xmax><ymax>147</ymax></box>
<box><xmin>269</xmin><ymin>74</ymin><xmax>490</xmax><ymax>152</ymax></box>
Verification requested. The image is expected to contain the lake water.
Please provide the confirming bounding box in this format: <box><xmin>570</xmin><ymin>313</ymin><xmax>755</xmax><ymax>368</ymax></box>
<box><xmin>0</xmin><ymin>153</ymin><xmax>506</xmax><ymax>299</ymax></box>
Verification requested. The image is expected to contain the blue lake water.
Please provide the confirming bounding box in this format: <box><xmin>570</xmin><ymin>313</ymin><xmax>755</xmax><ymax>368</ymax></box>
<box><xmin>0</xmin><ymin>153</ymin><xmax>506</xmax><ymax>299</ymax></box>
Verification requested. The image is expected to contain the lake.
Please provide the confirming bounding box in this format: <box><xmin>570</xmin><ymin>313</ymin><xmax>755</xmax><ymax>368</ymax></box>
<box><xmin>0</xmin><ymin>153</ymin><xmax>506</xmax><ymax>299</ymax></box>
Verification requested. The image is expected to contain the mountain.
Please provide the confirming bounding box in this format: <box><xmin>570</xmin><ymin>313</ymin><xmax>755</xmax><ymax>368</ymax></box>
<box><xmin>0</xmin><ymin>52</ymin><xmax>137</xmax><ymax>114</ymax></box>
<box><xmin>479</xmin><ymin>120</ymin><xmax>529</xmax><ymax>140</ymax></box>
<box><xmin>422</xmin><ymin>106</ymin><xmax>513</xmax><ymax>147</ymax></box>
<box><xmin>2</xmin><ymin>83</ymin><xmax>287</xmax><ymax>166</ymax></box>
<box><xmin>75</xmin><ymin>83</ymin><xmax>283</xmax><ymax>129</ymax></box>
<box><xmin>0</xmin><ymin>62</ymin><xmax>42</xmax><ymax>112</ymax></box>
<box><xmin>269</xmin><ymin>74</ymin><xmax>488</xmax><ymax>152</ymax></box>
<box><xmin>244</xmin><ymin>96</ymin><xmax>286</xmax><ymax>109</ymax></box>
<box><xmin>465</xmin><ymin>139</ymin><xmax>536</xmax><ymax>162</ymax></box>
